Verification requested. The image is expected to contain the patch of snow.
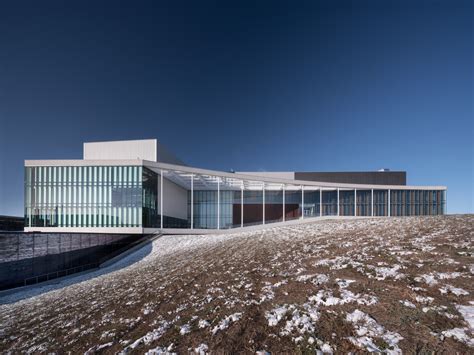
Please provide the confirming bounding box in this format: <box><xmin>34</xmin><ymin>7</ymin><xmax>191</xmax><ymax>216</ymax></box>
<box><xmin>310</xmin><ymin>288</ymin><xmax>377</xmax><ymax>307</ymax></box>
<box><xmin>436</xmin><ymin>272</ymin><xmax>463</xmax><ymax>280</ymax></box>
<box><xmin>346</xmin><ymin>310</ymin><xmax>403</xmax><ymax>354</ymax></box>
<box><xmin>296</xmin><ymin>274</ymin><xmax>329</xmax><ymax>285</ymax></box>
<box><xmin>211</xmin><ymin>313</ymin><xmax>242</xmax><ymax>335</ymax></box>
<box><xmin>415</xmin><ymin>295</ymin><xmax>434</xmax><ymax>304</ymax></box>
<box><xmin>179</xmin><ymin>324</ymin><xmax>191</xmax><ymax>335</ymax></box>
<box><xmin>319</xmin><ymin>343</ymin><xmax>333</xmax><ymax>353</ymax></box>
<box><xmin>439</xmin><ymin>285</ymin><xmax>469</xmax><ymax>296</ymax></box>
<box><xmin>442</xmin><ymin>328</ymin><xmax>474</xmax><ymax>347</ymax></box>
<box><xmin>266</xmin><ymin>306</ymin><xmax>290</xmax><ymax>326</ymax></box>
<box><xmin>194</xmin><ymin>343</ymin><xmax>208</xmax><ymax>354</ymax></box>
<box><xmin>121</xmin><ymin>320</ymin><xmax>171</xmax><ymax>352</ymax></box>
<box><xmin>457</xmin><ymin>303</ymin><xmax>474</xmax><ymax>329</ymax></box>
<box><xmin>145</xmin><ymin>344</ymin><xmax>176</xmax><ymax>355</ymax></box>
<box><xmin>336</xmin><ymin>279</ymin><xmax>356</xmax><ymax>288</ymax></box>
<box><xmin>399</xmin><ymin>300</ymin><xmax>416</xmax><ymax>308</ymax></box>
<box><xmin>415</xmin><ymin>274</ymin><xmax>438</xmax><ymax>286</ymax></box>
<box><xmin>84</xmin><ymin>342</ymin><xmax>113</xmax><ymax>354</ymax></box>
<box><xmin>198</xmin><ymin>319</ymin><xmax>210</xmax><ymax>328</ymax></box>
<box><xmin>280</xmin><ymin>309</ymin><xmax>315</xmax><ymax>337</ymax></box>
<box><xmin>372</xmin><ymin>265</ymin><xmax>405</xmax><ymax>281</ymax></box>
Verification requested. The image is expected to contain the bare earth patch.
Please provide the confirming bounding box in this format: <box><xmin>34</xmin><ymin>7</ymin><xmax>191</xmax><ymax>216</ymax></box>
<box><xmin>0</xmin><ymin>215</ymin><xmax>473</xmax><ymax>353</ymax></box>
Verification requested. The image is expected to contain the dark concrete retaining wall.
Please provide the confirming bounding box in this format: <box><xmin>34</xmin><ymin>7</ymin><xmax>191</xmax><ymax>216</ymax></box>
<box><xmin>0</xmin><ymin>216</ymin><xmax>24</xmax><ymax>231</ymax></box>
<box><xmin>0</xmin><ymin>232</ymin><xmax>142</xmax><ymax>290</ymax></box>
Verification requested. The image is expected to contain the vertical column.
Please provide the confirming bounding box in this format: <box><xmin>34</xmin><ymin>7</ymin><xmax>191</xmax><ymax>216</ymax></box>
<box><xmin>160</xmin><ymin>169</ymin><xmax>163</xmax><ymax>229</ymax></box>
<box><xmin>282</xmin><ymin>185</ymin><xmax>285</xmax><ymax>222</ymax></box>
<box><xmin>241</xmin><ymin>182</ymin><xmax>244</xmax><ymax>228</ymax></box>
<box><xmin>337</xmin><ymin>188</ymin><xmax>340</xmax><ymax>216</ymax></box>
<box><xmin>190</xmin><ymin>174</ymin><xmax>194</xmax><ymax>230</ymax></box>
<box><xmin>388</xmin><ymin>189</ymin><xmax>391</xmax><ymax>217</ymax></box>
<box><xmin>262</xmin><ymin>183</ymin><xmax>265</xmax><ymax>225</ymax></box>
<box><xmin>371</xmin><ymin>189</ymin><xmax>374</xmax><ymax>217</ymax></box>
<box><xmin>319</xmin><ymin>188</ymin><xmax>322</xmax><ymax>217</ymax></box>
<box><xmin>217</xmin><ymin>178</ymin><xmax>220</xmax><ymax>229</ymax></box>
<box><xmin>354</xmin><ymin>189</ymin><xmax>357</xmax><ymax>217</ymax></box>
<box><xmin>301</xmin><ymin>185</ymin><xmax>304</xmax><ymax>219</ymax></box>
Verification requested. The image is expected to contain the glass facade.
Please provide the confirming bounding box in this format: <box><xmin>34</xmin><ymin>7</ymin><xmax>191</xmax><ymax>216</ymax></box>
<box><xmin>339</xmin><ymin>190</ymin><xmax>355</xmax><ymax>216</ymax></box>
<box><xmin>389</xmin><ymin>190</ymin><xmax>446</xmax><ymax>216</ymax></box>
<box><xmin>188</xmin><ymin>190</ymin><xmax>234</xmax><ymax>229</ymax></box>
<box><xmin>25</xmin><ymin>164</ymin><xmax>446</xmax><ymax>230</ymax></box>
<box><xmin>322</xmin><ymin>190</ymin><xmax>338</xmax><ymax>216</ymax></box>
<box><xmin>186</xmin><ymin>184</ymin><xmax>445</xmax><ymax>228</ymax></box>
<box><xmin>303</xmin><ymin>190</ymin><xmax>319</xmax><ymax>217</ymax></box>
<box><xmin>356</xmin><ymin>190</ymin><xmax>372</xmax><ymax>216</ymax></box>
<box><xmin>25</xmin><ymin>165</ymin><xmax>158</xmax><ymax>228</ymax></box>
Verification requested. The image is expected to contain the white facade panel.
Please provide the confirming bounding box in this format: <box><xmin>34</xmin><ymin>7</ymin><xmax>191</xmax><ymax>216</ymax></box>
<box><xmin>83</xmin><ymin>139</ymin><xmax>157</xmax><ymax>161</ymax></box>
<box><xmin>158</xmin><ymin>176</ymin><xmax>188</xmax><ymax>220</ymax></box>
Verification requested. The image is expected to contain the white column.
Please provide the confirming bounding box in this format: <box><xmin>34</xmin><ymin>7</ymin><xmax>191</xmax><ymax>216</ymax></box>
<box><xmin>337</xmin><ymin>188</ymin><xmax>340</xmax><ymax>216</ymax></box>
<box><xmin>354</xmin><ymin>189</ymin><xmax>357</xmax><ymax>217</ymax></box>
<box><xmin>319</xmin><ymin>188</ymin><xmax>323</xmax><ymax>217</ymax></box>
<box><xmin>301</xmin><ymin>185</ymin><xmax>304</xmax><ymax>219</ymax></box>
<box><xmin>217</xmin><ymin>178</ymin><xmax>220</xmax><ymax>229</ymax></box>
<box><xmin>241</xmin><ymin>182</ymin><xmax>244</xmax><ymax>228</ymax></box>
<box><xmin>282</xmin><ymin>185</ymin><xmax>285</xmax><ymax>222</ymax></box>
<box><xmin>262</xmin><ymin>183</ymin><xmax>265</xmax><ymax>225</ymax></box>
<box><xmin>388</xmin><ymin>189</ymin><xmax>391</xmax><ymax>217</ymax></box>
<box><xmin>160</xmin><ymin>169</ymin><xmax>163</xmax><ymax>229</ymax></box>
<box><xmin>371</xmin><ymin>189</ymin><xmax>374</xmax><ymax>217</ymax></box>
<box><xmin>190</xmin><ymin>174</ymin><xmax>194</xmax><ymax>230</ymax></box>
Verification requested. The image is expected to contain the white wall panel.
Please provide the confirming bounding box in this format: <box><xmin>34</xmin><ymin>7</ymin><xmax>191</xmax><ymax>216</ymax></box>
<box><xmin>158</xmin><ymin>176</ymin><xmax>188</xmax><ymax>220</ymax></box>
<box><xmin>84</xmin><ymin>139</ymin><xmax>157</xmax><ymax>161</ymax></box>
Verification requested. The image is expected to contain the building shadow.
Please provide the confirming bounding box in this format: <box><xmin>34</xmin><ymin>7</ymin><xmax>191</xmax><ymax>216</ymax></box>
<box><xmin>0</xmin><ymin>241</ymin><xmax>153</xmax><ymax>305</ymax></box>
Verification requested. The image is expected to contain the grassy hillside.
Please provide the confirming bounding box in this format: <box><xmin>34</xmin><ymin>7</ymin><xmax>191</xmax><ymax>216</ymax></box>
<box><xmin>0</xmin><ymin>215</ymin><xmax>473</xmax><ymax>353</ymax></box>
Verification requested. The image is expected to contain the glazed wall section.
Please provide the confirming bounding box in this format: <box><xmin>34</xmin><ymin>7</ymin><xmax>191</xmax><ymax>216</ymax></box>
<box><xmin>185</xmin><ymin>186</ymin><xmax>446</xmax><ymax>229</ymax></box>
<box><xmin>24</xmin><ymin>166</ymin><xmax>158</xmax><ymax>228</ymax></box>
<box><xmin>24</xmin><ymin>164</ymin><xmax>446</xmax><ymax>231</ymax></box>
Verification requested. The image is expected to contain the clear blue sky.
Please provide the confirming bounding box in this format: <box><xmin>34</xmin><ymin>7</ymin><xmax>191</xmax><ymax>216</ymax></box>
<box><xmin>0</xmin><ymin>0</ymin><xmax>472</xmax><ymax>216</ymax></box>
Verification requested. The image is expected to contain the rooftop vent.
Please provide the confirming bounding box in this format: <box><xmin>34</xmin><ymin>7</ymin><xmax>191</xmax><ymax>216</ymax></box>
<box><xmin>378</xmin><ymin>168</ymin><xmax>391</xmax><ymax>172</ymax></box>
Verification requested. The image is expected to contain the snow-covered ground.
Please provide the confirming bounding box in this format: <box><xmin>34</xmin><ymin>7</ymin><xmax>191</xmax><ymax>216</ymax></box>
<box><xmin>0</xmin><ymin>215</ymin><xmax>473</xmax><ymax>353</ymax></box>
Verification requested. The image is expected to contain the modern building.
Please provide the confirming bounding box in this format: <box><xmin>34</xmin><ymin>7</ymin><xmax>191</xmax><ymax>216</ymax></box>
<box><xmin>24</xmin><ymin>139</ymin><xmax>447</xmax><ymax>234</ymax></box>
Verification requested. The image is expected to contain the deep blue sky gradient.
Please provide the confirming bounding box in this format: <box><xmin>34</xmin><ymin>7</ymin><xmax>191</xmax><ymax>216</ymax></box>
<box><xmin>0</xmin><ymin>0</ymin><xmax>473</xmax><ymax>216</ymax></box>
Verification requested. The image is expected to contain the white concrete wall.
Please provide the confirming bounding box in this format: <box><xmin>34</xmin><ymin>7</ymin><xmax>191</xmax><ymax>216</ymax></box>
<box><xmin>83</xmin><ymin>139</ymin><xmax>185</xmax><ymax>165</ymax></box>
<box><xmin>84</xmin><ymin>139</ymin><xmax>157</xmax><ymax>161</ymax></box>
<box><xmin>158</xmin><ymin>176</ymin><xmax>188</xmax><ymax>220</ymax></box>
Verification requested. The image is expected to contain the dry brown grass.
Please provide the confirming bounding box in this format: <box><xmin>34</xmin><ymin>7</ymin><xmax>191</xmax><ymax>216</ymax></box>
<box><xmin>0</xmin><ymin>215</ymin><xmax>473</xmax><ymax>354</ymax></box>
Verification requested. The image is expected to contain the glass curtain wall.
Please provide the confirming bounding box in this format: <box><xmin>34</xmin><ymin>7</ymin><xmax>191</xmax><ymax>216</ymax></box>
<box><xmin>142</xmin><ymin>167</ymin><xmax>158</xmax><ymax>227</ymax></box>
<box><xmin>191</xmin><ymin>190</ymin><xmax>218</xmax><ymax>229</ymax></box>
<box><xmin>26</xmin><ymin>166</ymin><xmax>446</xmax><ymax>230</ymax></box>
<box><xmin>356</xmin><ymin>190</ymin><xmax>372</xmax><ymax>216</ymax></box>
<box><xmin>188</xmin><ymin>174</ymin><xmax>219</xmax><ymax>229</ymax></box>
<box><xmin>284</xmin><ymin>186</ymin><xmax>302</xmax><ymax>221</ymax></box>
<box><xmin>322</xmin><ymin>190</ymin><xmax>338</xmax><ymax>216</ymax></box>
<box><xmin>265</xmin><ymin>185</ymin><xmax>284</xmax><ymax>224</ymax></box>
<box><xmin>373</xmin><ymin>190</ymin><xmax>388</xmax><ymax>216</ymax></box>
<box><xmin>242</xmin><ymin>188</ymin><xmax>264</xmax><ymax>226</ymax></box>
<box><xmin>339</xmin><ymin>190</ymin><xmax>355</xmax><ymax>216</ymax></box>
<box><xmin>388</xmin><ymin>190</ymin><xmax>445</xmax><ymax>216</ymax></box>
<box><xmin>24</xmin><ymin>165</ymin><xmax>153</xmax><ymax>228</ymax></box>
<box><xmin>303</xmin><ymin>188</ymin><xmax>320</xmax><ymax>217</ymax></box>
